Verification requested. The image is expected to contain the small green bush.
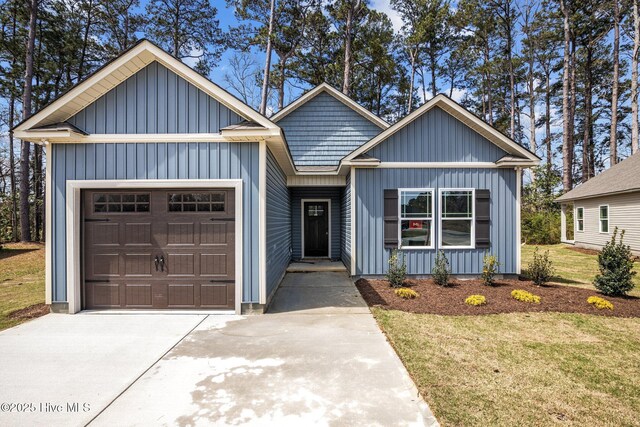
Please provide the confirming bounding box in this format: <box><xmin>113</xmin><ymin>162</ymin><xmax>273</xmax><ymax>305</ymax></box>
<box><xmin>587</xmin><ymin>296</ymin><xmax>614</xmax><ymax>310</ymax></box>
<box><xmin>395</xmin><ymin>287</ymin><xmax>419</xmax><ymax>299</ymax></box>
<box><xmin>386</xmin><ymin>249</ymin><xmax>407</xmax><ymax>288</ymax></box>
<box><xmin>526</xmin><ymin>247</ymin><xmax>555</xmax><ymax>286</ymax></box>
<box><xmin>593</xmin><ymin>228</ymin><xmax>636</xmax><ymax>296</ymax></box>
<box><xmin>465</xmin><ymin>295</ymin><xmax>487</xmax><ymax>306</ymax></box>
<box><xmin>481</xmin><ymin>254</ymin><xmax>500</xmax><ymax>286</ymax></box>
<box><xmin>511</xmin><ymin>289</ymin><xmax>541</xmax><ymax>304</ymax></box>
<box><xmin>432</xmin><ymin>250</ymin><xmax>451</xmax><ymax>287</ymax></box>
<box><xmin>521</xmin><ymin>211</ymin><xmax>561</xmax><ymax>244</ymax></box>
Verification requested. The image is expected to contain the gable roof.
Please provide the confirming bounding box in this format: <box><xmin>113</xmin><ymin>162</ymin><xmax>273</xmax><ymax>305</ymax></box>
<box><xmin>557</xmin><ymin>151</ymin><xmax>640</xmax><ymax>202</ymax></box>
<box><xmin>14</xmin><ymin>39</ymin><xmax>278</xmax><ymax>134</ymax></box>
<box><xmin>342</xmin><ymin>94</ymin><xmax>540</xmax><ymax>165</ymax></box>
<box><xmin>270</xmin><ymin>83</ymin><xmax>390</xmax><ymax>130</ymax></box>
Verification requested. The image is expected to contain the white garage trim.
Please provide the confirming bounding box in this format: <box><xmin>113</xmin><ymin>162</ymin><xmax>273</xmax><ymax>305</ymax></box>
<box><xmin>45</xmin><ymin>142</ymin><xmax>53</xmax><ymax>305</ymax></box>
<box><xmin>65</xmin><ymin>179</ymin><xmax>243</xmax><ymax>314</ymax></box>
<box><xmin>258</xmin><ymin>141</ymin><xmax>267</xmax><ymax>304</ymax></box>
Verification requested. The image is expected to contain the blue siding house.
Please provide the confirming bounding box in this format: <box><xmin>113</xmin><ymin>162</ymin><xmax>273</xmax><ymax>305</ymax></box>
<box><xmin>14</xmin><ymin>40</ymin><xmax>539</xmax><ymax>315</ymax></box>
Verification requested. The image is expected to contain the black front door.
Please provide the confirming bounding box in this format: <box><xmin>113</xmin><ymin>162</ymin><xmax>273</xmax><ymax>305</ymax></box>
<box><xmin>303</xmin><ymin>201</ymin><xmax>329</xmax><ymax>257</ymax></box>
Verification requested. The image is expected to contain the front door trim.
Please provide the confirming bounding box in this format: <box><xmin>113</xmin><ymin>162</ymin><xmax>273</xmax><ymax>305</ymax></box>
<box><xmin>66</xmin><ymin>179</ymin><xmax>243</xmax><ymax>314</ymax></box>
<box><xmin>301</xmin><ymin>198</ymin><xmax>331</xmax><ymax>259</ymax></box>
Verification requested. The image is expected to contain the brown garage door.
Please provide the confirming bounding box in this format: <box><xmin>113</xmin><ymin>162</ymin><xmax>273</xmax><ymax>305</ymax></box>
<box><xmin>82</xmin><ymin>189</ymin><xmax>235</xmax><ymax>310</ymax></box>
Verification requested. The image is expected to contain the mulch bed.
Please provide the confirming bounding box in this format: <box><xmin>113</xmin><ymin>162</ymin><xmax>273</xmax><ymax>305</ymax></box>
<box><xmin>356</xmin><ymin>278</ymin><xmax>640</xmax><ymax>318</ymax></box>
<box><xmin>8</xmin><ymin>303</ymin><xmax>50</xmax><ymax>321</ymax></box>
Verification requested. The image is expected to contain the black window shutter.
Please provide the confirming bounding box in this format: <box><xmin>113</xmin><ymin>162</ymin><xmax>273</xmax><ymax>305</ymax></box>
<box><xmin>384</xmin><ymin>189</ymin><xmax>399</xmax><ymax>249</ymax></box>
<box><xmin>475</xmin><ymin>189</ymin><xmax>491</xmax><ymax>248</ymax></box>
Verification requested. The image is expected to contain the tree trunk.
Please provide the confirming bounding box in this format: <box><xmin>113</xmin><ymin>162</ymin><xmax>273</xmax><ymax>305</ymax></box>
<box><xmin>582</xmin><ymin>48</ymin><xmax>593</xmax><ymax>182</ymax></box>
<box><xmin>277</xmin><ymin>57</ymin><xmax>287</xmax><ymax>110</ymax></box>
<box><xmin>528</xmin><ymin>52</ymin><xmax>536</xmax><ymax>181</ymax></box>
<box><xmin>545</xmin><ymin>70</ymin><xmax>552</xmax><ymax>173</ymax></box>
<box><xmin>260</xmin><ymin>0</ymin><xmax>276</xmax><ymax>115</ymax></box>
<box><xmin>9</xmin><ymin>93</ymin><xmax>18</xmax><ymax>242</ymax></box>
<box><xmin>430</xmin><ymin>52</ymin><xmax>437</xmax><ymax>97</ymax></box>
<box><xmin>507</xmin><ymin>21</ymin><xmax>515</xmax><ymax>139</ymax></box>
<box><xmin>408</xmin><ymin>51</ymin><xmax>416</xmax><ymax>113</ymax></box>
<box><xmin>342</xmin><ymin>1</ymin><xmax>361</xmax><ymax>96</ymax></box>
<box><xmin>609</xmin><ymin>0</ymin><xmax>620</xmax><ymax>165</ymax></box>
<box><xmin>20</xmin><ymin>0</ymin><xmax>38</xmax><ymax>242</ymax></box>
<box><xmin>34</xmin><ymin>145</ymin><xmax>42</xmax><ymax>240</ymax></box>
<box><xmin>560</xmin><ymin>0</ymin><xmax>573</xmax><ymax>192</ymax></box>
<box><xmin>485</xmin><ymin>43</ymin><xmax>493</xmax><ymax>126</ymax></box>
<box><xmin>633</xmin><ymin>0</ymin><xmax>640</xmax><ymax>154</ymax></box>
<box><xmin>78</xmin><ymin>0</ymin><xmax>94</xmax><ymax>80</ymax></box>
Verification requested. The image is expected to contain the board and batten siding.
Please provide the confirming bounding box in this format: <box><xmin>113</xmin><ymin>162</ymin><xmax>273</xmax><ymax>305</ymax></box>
<box><xmin>291</xmin><ymin>187</ymin><xmax>342</xmax><ymax>260</ymax></box>
<box><xmin>266</xmin><ymin>148</ymin><xmax>291</xmax><ymax>297</ymax></box>
<box><xmin>365</xmin><ymin>106</ymin><xmax>507</xmax><ymax>162</ymax></box>
<box><xmin>50</xmin><ymin>142</ymin><xmax>261</xmax><ymax>303</ymax></box>
<box><xmin>573</xmin><ymin>192</ymin><xmax>640</xmax><ymax>255</ymax></box>
<box><xmin>341</xmin><ymin>173</ymin><xmax>351</xmax><ymax>271</ymax></box>
<box><xmin>67</xmin><ymin>61</ymin><xmax>244</xmax><ymax>134</ymax></box>
<box><xmin>354</xmin><ymin>168</ymin><xmax>517</xmax><ymax>275</ymax></box>
<box><xmin>276</xmin><ymin>92</ymin><xmax>383</xmax><ymax>167</ymax></box>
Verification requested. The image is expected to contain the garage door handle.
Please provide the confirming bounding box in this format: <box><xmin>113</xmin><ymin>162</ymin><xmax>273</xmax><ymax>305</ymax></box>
<box><xmin>154</xmin><ymin>256</ymin><xmax>160</xmax><ymax>271</ymax></box>
<box><xmin>159</xmin><ymin>256</ymin><xmax>165</xmax><ymax>272</ymax></box>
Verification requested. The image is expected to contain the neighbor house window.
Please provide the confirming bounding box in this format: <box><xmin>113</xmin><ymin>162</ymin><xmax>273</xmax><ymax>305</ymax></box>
<box><xmin>399</xmin><ymin>189</ymin><xmax>434</xmax><ymax>248</ymax></box>
<box><xmin>599</xmin><ymin>205</ymin><xmax>609</xmax><ymax>233</ymax></box>
<box><xmin>576</xmin><ymin>207</ymin><xmax>584</xmax><ymax>232</ymax></box>
<box><xmin>440</xmin><ymin>189</ymin><xmax>474</xmax><ymax>248</ymax></box>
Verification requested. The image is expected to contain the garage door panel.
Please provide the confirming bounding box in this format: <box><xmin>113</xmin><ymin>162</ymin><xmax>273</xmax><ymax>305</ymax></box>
<box><xmin>83</xmin><ymin>189</ymin><xmax>236</xmax><ymax>310</ymax></box>
<box><xmin>124</xmin><ymin>223</ymin><xmax>152</xmax><ymax>246</ymax></box>
<box><xmin>201</xmin><ymin>283</ymin><xmax>233</xmax><ymax>308</ymax></box>
<box><xmin>124</xmin><ymin>253</ymin><xmax>154</xmax><ymax>276</ymax></box>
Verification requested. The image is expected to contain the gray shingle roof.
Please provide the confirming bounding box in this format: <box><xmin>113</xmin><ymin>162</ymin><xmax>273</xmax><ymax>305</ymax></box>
<box><xmin>557</xmin><ymin>151</ymin><xmax>640</xmax><ymax>202</ymax></box>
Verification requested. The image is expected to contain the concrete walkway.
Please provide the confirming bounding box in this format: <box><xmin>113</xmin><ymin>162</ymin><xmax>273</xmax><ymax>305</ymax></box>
<box><xmin>0</xmin><ymin>272</ymin><xmax>437</xmax><ymax>426</ymax></box>
<box><xmin>91</xmin><ymin>272</ymin><xmax>438</xmax><ymax>426</ymax></box>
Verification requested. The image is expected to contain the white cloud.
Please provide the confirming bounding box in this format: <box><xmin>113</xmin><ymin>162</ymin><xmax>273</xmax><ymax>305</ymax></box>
<box><xmin>370</xmin><ymin>0</ymin><xmax>403</xmax><ymax>32</ymax></box>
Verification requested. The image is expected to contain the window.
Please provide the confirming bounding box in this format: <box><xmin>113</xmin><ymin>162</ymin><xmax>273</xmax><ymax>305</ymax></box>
<box><xmin>307</xmin><ymin>204</ymin><xmax>325</xmax><ymax>217</ymax></box>
<box><xmin>576</xmin><ymin>207</ymin><xmax>584</xmax><ymax>232</ymax></box>
<box><xmin>440</xmin><ymin>189</ymin><xmax>474</xmax><ymax>248</ymax></box>
<box><xmin>399</xmin><ymin>189</ymin><xmax>434</xmax><ymax>248</ymax></box>
<box><xmin>93</xmin><ymin>193</ymin><xmax>150</xmax><ymax>213</ymax></box>
<box><xmin>168</xmin><ymin>193</ymin><xmax>225</xmax><ymax>212</ymax></box>
<box><xmin>599</xmin><ymin>205</ymin><xmax>609</xmax><ymax>233</ymax></box>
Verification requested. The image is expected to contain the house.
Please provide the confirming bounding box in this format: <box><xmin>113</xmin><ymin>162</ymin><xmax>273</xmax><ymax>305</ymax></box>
<box><xmin>13</xmin><ymin>40</ymin><xmax>539</xmax><ymax>314</ymax></box>
<box><xmin>557</xmin><ymin>151</ymin><xmax>640</xmax><ymax>255</ymax></box>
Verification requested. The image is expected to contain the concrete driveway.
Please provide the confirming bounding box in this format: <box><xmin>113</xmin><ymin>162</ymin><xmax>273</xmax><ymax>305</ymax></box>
<box><xmin>0</xmin><ymin>272</ymin><xmax>437</xmax><ymax>426</ymax></box>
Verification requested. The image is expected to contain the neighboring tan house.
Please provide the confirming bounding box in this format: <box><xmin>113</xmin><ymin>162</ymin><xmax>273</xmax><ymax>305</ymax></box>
<box><xmin>13</xmin><ymin>40</ymin><xmax>539</xmax><ymax>315</ymax></box>
<box><xmin>557</xmin><ymin>151</ymin><xmax>640</xmax><ymax>255</ymax></box>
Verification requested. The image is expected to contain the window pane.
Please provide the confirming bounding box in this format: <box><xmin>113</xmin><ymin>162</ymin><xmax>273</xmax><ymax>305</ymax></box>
<box><xmin>137</xmin><ymin>203</ymin><xmax>149</xmax><ymax>212</ymax></box>
<box><xmin>211</xmin><ymin>203</ymin><xmax>224</xmax><ymax>212</ymax></box>
<box><xmin>401</xmin><ymin>220</ymin><xmax>432</xmax><ymax>247</ymax></box>
<box><xmin>122</xmin><ymin>203</ymin><xmax>136</xmax><ymax>212</ymax></box>
<box><xmin>93</xmin><ymin>194</ymin><xmax>106</xmax><ymax>203</ymax></box>
<box><xmin>136</xmin><ymin>194</ymin><xmax>149</xmax><ymax>203</ymax></box>
<box><xmin>94</xmin><ymin>204</ymin><xmax>106</xmax><ymax>213</ymax></box>
<box><xmin>441</xmin><ymin>220</ymin><xmax>472</xmax><ymax>247</ymax></box>
<box><xmin>577</xmin><ymin>219</ymin><xmax>584</xmax><ymax>231</ymax></box>
<box><xmin>122</xmin><ymin>194</ymin><xmax>135</xmax><ymax>203</ymax></box>
<box><xmin>107</xmin><ymin>194</ymin><xmax>121</xmax><ymax>203</ymax></box>
<box><xmin>577</xmin><ymin>208</ymin><xmax>583</xmax><ymax>219</ymax></box>
<box><xmin>600</xmin><ymin>206</ymin><xmax>608</xmax><ymax>219</ymax></box>
<box><xmin>601</xmin><ymin>220</ymin><xmax>609</xmax><ymax>233</ymax></box>
<box><xmin>442</xmin><ymin>191</ymin><xmax>472</xmax><ymax>218</ymax></box>
<box><xmin>401</xmin><ymin>191</ymin><xmax>432</xmax><ymax>218</ymax></box>
<box><xmin>197</xmin><ymin>203</ymin><xmax>211</xmax><ymax>212</ymax></box>
<box><xmin>169</xmin><ymin>203</ymin><xmax>181</xmax><ymax>212</ymax></box>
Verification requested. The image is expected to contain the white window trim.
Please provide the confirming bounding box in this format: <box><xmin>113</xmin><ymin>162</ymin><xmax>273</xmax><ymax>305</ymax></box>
<box><xmin>65</xmin><ymin>179</ymin><xmax>243</xmax><ymax>315</ymax></box>
<box><xmin>438</xmin><ymin>188</ymin><xmax>476</xmax><ymax>249</ymax></box>
<box><xmin>599</xmin><ymin>204</ymin><xmax>610</xmax><ymax>234</ymax></box>
<box><xmin>576</xmin><ymin>207</ymin><xmax>584</xmax><ymax>232</ymax></box>
<box><xmin>398</xmin><ymin>188</ymin><xmax>435</xmax><ymax>250</ymax></box>
<box><xmin>301</xmin><ymin>199</ymin><xmax>332</xmax><ymax>259</ymax></box>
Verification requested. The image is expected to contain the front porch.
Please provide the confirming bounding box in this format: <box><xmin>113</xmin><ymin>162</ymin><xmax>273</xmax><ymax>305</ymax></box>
<box><xmin>287</xmin><ymin>260</ymin><xmax>348</xmax><ymax>273</ymax></box>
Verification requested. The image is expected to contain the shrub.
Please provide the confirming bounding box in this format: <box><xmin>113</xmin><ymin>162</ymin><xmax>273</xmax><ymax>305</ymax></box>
<box><xmin>587</xmin><ymin>296</ymin><xmax>614</xmax><ymax>310</ymax></box>
<box><xmin>395</xmin><ymin>287</ymin><xmax>419</xmax><ymax>299</ymax></box>
<box><xmin>386</xmin><ymin>249</ymin><xmax>407</xmax><ymax>288</ymax></box>
<box><xmin>593</xmin><ymin>228</ymin><xmax>636</xmax><ymax>296</ymax></box>
<box><xmin>526</xmin><ymin>247</ymin><xmax>555</xmax><ymax>286</ymax></box>
<box><xmin>432</xmin><ymin>250</ymin><xmax>451</xmax><ymax>287</ymax></box>
<box><xmin>465</xmin><ymin>295</ymin><xmax>487</xmax><ymax>306</ymax></box>
<box><xmin>511</xmin><ymin>289</ymin><xmax>541</xmax><ymax>304</ymax></box>
<box><xmin>521</xmin><ymin>211</ymin><xmax>562</xmax><ymax>244</ymax></box>
<box><xmin>481</xmin><ymin>254</ymin><xmax>500</xmax><ymax>286</ymax></box>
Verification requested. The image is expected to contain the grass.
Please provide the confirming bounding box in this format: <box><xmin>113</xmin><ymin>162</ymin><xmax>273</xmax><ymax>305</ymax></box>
<box><xmin>374</xmin><ymin>309</ymin><xmax>640</xmax><ymax>426</ymax></box>
<box><xmin>370</xmin><ymin>245</ymin><xmax>640</xmax><ymax>425</ymax></box>
<box><xmin>522</xmin><ymin>244</ymin><xmax>640</xmax><ymax>296</ymax></box>
<box><xmin>0</xmin><ymin>242</ymin><xmax>46</xmax><ymax>331</ymax></box>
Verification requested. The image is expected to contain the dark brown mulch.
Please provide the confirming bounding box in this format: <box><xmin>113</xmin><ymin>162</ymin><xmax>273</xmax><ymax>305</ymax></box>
<box><xmin>8</xmin><ymin>303</ymin><xmax>50</xmax><ymax>321</ymax></box>
<box><xmin>565</xmin><ymin>245</ymin><xmax>640</xmax><ymax>261</ymax></box>
<box><xmin>355</xmin><ymin>278</ymin><xmax>640</xmax><ymax>318</ymax></box>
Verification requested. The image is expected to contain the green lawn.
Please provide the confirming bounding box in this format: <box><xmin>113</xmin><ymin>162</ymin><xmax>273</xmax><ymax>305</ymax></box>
<box><xmin>0</xmin><ymin>243</ymin><xmax>46</xmax><ymax>330</ymax></box>
<box><xmin>375</xmin><ymin>309</ymin><xmax>640</xmax><ymax>426</ymax></box>
<box><xmin>372</xmin><ymin>245</ymin><xmax>640</xmax><ymax>426</ymax></box>
<box><xmin>522</xmin><ymin>244</ymin><xmax>640</xmax><ymax>296</ymax></box>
